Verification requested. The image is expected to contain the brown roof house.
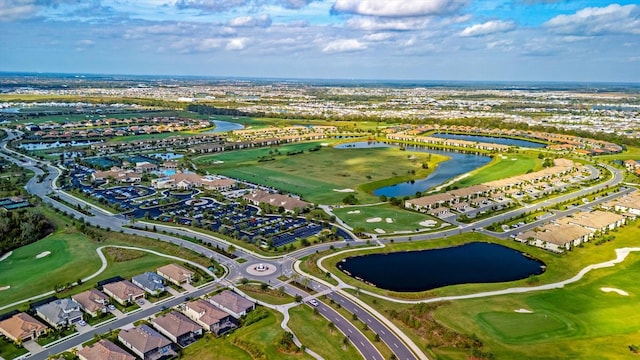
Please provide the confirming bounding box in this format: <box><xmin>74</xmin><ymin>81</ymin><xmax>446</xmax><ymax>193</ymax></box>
<box><xmin>118</xmin><ymin>324</ymin><xmax>176</xmax><ymax>360</ymax></box>
<box><xmin>151</xmin><ymin>311</ymin><xmax>203</xmax><ymax>347</ymax></box>
<box><xmin>72</xmin><ymin>289</ymin><xmax>110</xmax><ymax>317</ymax></box>
<box><xmin>103</xmin><ymin>280</ymin><xmax>145</xmax><ymax>305</ymax></box>
<box><xmin>78</xmin><ymin>339</ymin><xmax>135</xmax><ymax>360</ymax></box>
<box><xmin>516</xmin><ymin>223</ymin><xmax>592</xmax><ymax>253</ymax></box>
<box><xmin>208</xmin><ymin>290</ymin><xmax>255</xmax><ymax>318</ymax></box>
<box><xmin>0</xmin><ymin>313</ymin><xmax>47</xmax><ymax>342</ymax></box>
<box><xmin>183</xmin><ymin>299</ymin><xmax>237</xmax><ymax>335</ymax></box>
<box><xmin>156</xmin><ymin>264</ymin><xmax>195</xmax><ymax>286</ymax></box>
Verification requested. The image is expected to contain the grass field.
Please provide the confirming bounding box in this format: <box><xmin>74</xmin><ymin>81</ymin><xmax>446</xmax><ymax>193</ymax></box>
<box><xmin>327</xmin><ymin>220</ymin><xmax>640</xmax><ymax>359</ymax></box>
<box><xmin>332</xmin><ymin>204</ymin><xmax>448</xmax><ymax>234</ymax></box>
<box><xmin>288</xmin><ymin>305</ymin><xmax>362</xmax><ymax>360</ymax></box>
<box><xmin>0</xmin><ymin>207</ymin><xmax>214</xmax><ymax>309</ymax></box>
<box><xmin>595</xmin><ymin>146</ymin><xmax>640</xmax><ymax>161</ymax></box>
<box><xmin>182</xmin><ymin>308</ymin><xmax>311</xmax><ymax>360</ymax></box>
<box><xmin>451</xmin><ymin>153</ymin><xmax>543</xmax><ymax>188</ymax></box>
<box><xmin>196</xmin><ymin>143</ymin><xmax>446</xmax><ymax>204</ymax></box>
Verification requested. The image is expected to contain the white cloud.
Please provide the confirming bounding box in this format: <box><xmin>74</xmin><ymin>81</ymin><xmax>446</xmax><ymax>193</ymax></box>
<box><xmin>460</xmin><ymin>20</ymin><xmax>516</xmax><ymax>37</ymax></box>
<box><xmin>544</xmin><ymin>4</ymin><xmax>640</xmax><ymax>35</ymax></box>
<box><xmin>76</xmin><ymin>39</ymin><xmax>95</xmax><ymax>46</ymax></box>
<box><xmin>331</xmin><ymin>0</ymin><xmax>470</xmax><ymax>17</ymax></box>
<box><xmin>229</xmin><ymin>14</ymin><xmax>272</xmax><ymax>28</ymax></box>
<box><xmin>226</xmin><ymin>37</ymin><xmax>248</xmax><ymax>50</ymax></box>
<box><xmin>346</xmin><ymin>16</ymin><xmax>431</xmax><ymax>31</ymax></box>
<box><xmin>322</xmin><ymin>38</ymin><xmax>366</xmax><ymax>53</ymax></box>
<box><xmin>363</xmin><ymin>32</ymin><xmax>392</xmax><ymax>42</ymax></box>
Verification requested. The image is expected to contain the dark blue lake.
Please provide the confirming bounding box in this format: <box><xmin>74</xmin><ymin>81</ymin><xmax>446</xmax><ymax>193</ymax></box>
<box><xmin>337</xmin><ymin>242</ymin><xmax>545</xmax><ymax>292</ymax></box>
<box><xmin>431</xmin><ymin>133</ymin><xmax>546</xmax><ymax>148</ymax></box>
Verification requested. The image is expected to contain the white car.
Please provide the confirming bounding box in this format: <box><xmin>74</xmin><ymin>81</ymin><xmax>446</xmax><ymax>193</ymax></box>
<box><xmin>309</xmin><ymin>299</ymin><xmax>319</xmax><ymax>307</ymax></box>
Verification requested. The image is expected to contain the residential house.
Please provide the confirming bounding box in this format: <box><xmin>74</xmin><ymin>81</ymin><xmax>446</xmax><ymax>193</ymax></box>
<box><xmin>132</xmin><ymin>272</ymin><xmax>166</xmax><ymax>296</ymax></box>
<box><xmin>404</xmin><ymin>193</ymin><xmax>457</xmax><ymax>212</ymax></box>
<box><xmin>606</xmin><ymin>192</ymin><xmax>640</xmax><ymax>216</ymax></box>
<box><xmin>35</xmin><ymin>299</ymin><xmax>83</xmax><ymax>327</ymax></box>
<box><xmin>183</xmin><ymin>299</ymin><xmax>236</xmax><ymax>335</ymax></box>
<box><xmin>135</xmin><ymin>162</ymin><xmax>158</xmax><ymax>173</ymax></box>
<box><xmin>78</xmin><ymin>339</ymin><xmax>135</xmax><ymax>360</ymax></box>
<box><xmin>103</xmin><ymin>280</ymin><xmax>145</xmax><ymax>305</ymax></box>
<box><xmin>151</xmin><ymin>311</ymin><xmax>203</xmax><ymax>347</ymax></box>
<box><xmin>208</xmin><ymin>290</ymin><xmax>255</xmax><ymax>319</ymax></box>
<box><xmin>72</xmin><ymin>289</ymin><xmax>109</xmax><ymax>317</ymax></box>
<box><xmin>118</xmin><ymin>324</ymin><xmax>176</xmax><ymax>360</ymax></box>
<box><xmin>243</xmin><ymin>190</ymin><xmax>309</xmax><ymax>212</ymax></box>
<box><xmin>516</xmin><ymin>223</ymin><xmax>593</xmax><ymax>252</ymax></box>
<box><xmin>558</xmin><ymin>210</ymin><xmax>625</xmax><ymax>232</ymax></box>
<box><xmin>0</xmin><ymin>313</ymin><xmax>47</xmax><ymax>342</ymax></box>
<box><xmin>156</xmin><ymin>264</ymin><xmax>195</xmax><ymax>286</ymax></box>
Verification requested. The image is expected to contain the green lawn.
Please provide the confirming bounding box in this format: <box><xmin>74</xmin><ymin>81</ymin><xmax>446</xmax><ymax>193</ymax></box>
<box><xmin>332</xmin><ymin>204</ymin><xmax>448</xmax><ymax>234</ymax></box>
<box><xmin>237</xmin><ymin>284</ymin><xmax>295</xmax><ymax>305</ymax></box>
<box><xmin>182</xmin><ymin>308</ymin><xmax>311</xmax><ymax>360</ymax></box>
<box><xmin>0</xmin><ymin>231</ymin><xmax>103</xmax><ymax>307</ymax></box>
<box><xmin>0</xmin><ymin>337</ymin><xmax>28</xmax><ymax>360</ymax></box>
<box><xmin>288</xmin><ymin>305</ymin><xmax>362</xmax><ymax>360</ymax></box>
<box><xmin>333</xmin><ymin>221</ymin><xmax>640</xmax><ymax>359</ymax></box>
<box><xmin>196</xmin><ymin>144</ymin><xmax>447</xmax><ymax>205</ymax></box>
<box><xmin>0</xmin><ymin>207</ymin><xmax>215</xmax><ymax>309</ymax></box>
<box><xmin>595</xmin><ymin>146</ymin><xmax>640</xmax><ymax>161</ymax></box>
<box><xmin>451</xmin><ymin>153</ymin><xmax>542</xmax><ymax>188</ymax></box>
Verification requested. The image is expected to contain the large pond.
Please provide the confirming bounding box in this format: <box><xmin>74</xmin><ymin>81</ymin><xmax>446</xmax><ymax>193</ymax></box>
<box><xmin>335</xmin><ymin>141</ymin><xmax>492</xmax><ymax>197</ymax></box>
<box><xmin>337</xmin><ymin>242</ymin><xmax>545</xmax><ymax>292</ymax></box>
<box><xmin>335</xmin><ymin>141</ymin><xmax>491</xmax><ymax>197</ymax></box>
<box><xmin>203</xmin><ymin>120</ymin><xmax>245</xmax><ymax>133</ymax></box>
<box><xmin>431</xmin><ymin>133</ymin><xmax>546</xmax><ymax>148</ymax></box>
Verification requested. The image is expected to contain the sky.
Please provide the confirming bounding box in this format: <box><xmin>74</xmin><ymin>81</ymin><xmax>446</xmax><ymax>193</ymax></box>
<box><xmin>0</xmin><ymin>0</ymin><xmax>639</xmax><ymax>82</ymax></box>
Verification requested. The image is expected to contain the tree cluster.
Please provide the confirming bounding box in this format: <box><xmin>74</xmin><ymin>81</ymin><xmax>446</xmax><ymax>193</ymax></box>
<box><xmin>0</xmin><ymin>210</ymin><xmax>55</xmax><ymax>255</ymax></box>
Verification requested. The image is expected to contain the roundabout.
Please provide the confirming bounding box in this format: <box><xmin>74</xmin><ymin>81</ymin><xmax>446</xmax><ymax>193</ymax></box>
<box><xmin>245</xmin><ymin>262</ymin><xmax>278</xmax><ymax>276</ymax></box>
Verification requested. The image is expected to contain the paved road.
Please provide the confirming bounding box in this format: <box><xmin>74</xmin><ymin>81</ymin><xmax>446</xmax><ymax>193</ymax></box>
<box><xmin>2</xmin><ymin>129</ymin><xmax>415</xmax><ymax>360</ymax></box>
<box><xmin>1</xmin><ymin>128</ymin><xmax>630</xmax><ymax>360</ymax></box>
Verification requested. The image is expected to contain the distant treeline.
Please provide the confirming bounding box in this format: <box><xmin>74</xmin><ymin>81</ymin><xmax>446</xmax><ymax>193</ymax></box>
<box><xmin>186</xmin><ymin>104</ymin><xmax>265</xmax><ymax>118</ymax></box>
<box><xmin>0</xmin><ymin>210</ymin><xmax>54</xmax><ymax>256</ymax></box>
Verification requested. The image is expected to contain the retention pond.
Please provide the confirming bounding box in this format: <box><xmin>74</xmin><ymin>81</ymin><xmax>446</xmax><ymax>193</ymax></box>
<box><xmin>337</xmin><ymin>242</ymin><xmax>545</xmax><ymax>292</ymax></box>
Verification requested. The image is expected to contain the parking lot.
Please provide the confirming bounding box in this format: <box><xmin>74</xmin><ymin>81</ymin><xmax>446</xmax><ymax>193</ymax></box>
<box><xmin>65</xmin><ymin>164</ymin><xmax>352</xmax><ymax>247</ymax></box>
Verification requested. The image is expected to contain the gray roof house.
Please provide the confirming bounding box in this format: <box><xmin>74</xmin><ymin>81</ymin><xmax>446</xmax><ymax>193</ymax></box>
<box><xmin>35</xmin><ymin>298</ymin><xmax>83</xmax><ymax>327</ymax></box>
<box><xmin>118</xmin><ymin>324</ymin><xmax>176</xmax><ymax>360</ymax></box>
<box><xmin>132</xmin><ymin>272</ymin><xmax>166</xmax><ymax>296</ymax></box>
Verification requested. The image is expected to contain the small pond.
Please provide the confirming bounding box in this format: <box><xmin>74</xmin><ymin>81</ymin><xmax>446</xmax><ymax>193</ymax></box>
<box><xmin>337</xmin><ymin>242</ymin><xmax>545</xmax><ymax>292</ymax></box>
<box><xmin>203</xmin><ymin>120</ymin><xmax>245</xmax><ymax>133</ymax></box>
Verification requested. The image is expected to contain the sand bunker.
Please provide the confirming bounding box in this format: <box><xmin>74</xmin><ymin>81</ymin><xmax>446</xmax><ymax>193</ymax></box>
<box><xmin>419</xmin><ymin>220</ymin><xmax>437</xmax><ymax>227</ymax></box>
<box><xmin>366</xmin><ymin>217</ymin><xmax>382</xmax><ymax>223</ymax></box>
<box><xmin>514</xmin><ymin>308</ymin><xmax>533</xmax><ymax>313</ymax></box>
<box><xmin>374</xmin><ymin>228</ymin><xmax>386</xmax><ymax>234</ymax></box>
<box><xmin>0</xmin><ymin>286</ymin><xmax>10</xmax><ymax>291</ymax></box>
<box><xmin>0</xmin><ymin>251</ymin><xmax>12</xmax><ymax>262</ymax></box>
<box><xmin>347</xmin><ymin>210</ymin><xmax>361</xmax><ymax>214</ymax></box>
<box><xmin>36</xmin><ymin>251</ymin><xmax>51</xmax><ymax>259</ymax></box>
<box><xmin>333</xmin><ymin>188</ymin><xmax>355</xmax><ymax>193</ymax></box>
<box><xmin>385</xmin><ymin>218</ymin><xmax>393</xmax><ymax>223</ymax></box>
<box><xmin>511</xmin><ymin>158</ymin><xmax>518</xmax><ymax>160</ymax></box>
<box><xmin>601</xmin><ymin>287</ymin><xmax>629</xmax><ymax>296</ymax></box>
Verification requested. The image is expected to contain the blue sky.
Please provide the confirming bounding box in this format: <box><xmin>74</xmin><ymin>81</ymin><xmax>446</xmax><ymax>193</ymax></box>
<box><xmin>0</xmin><ymin>0</ymin><xmax>639</xmax><ymax>82</ymax></box>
